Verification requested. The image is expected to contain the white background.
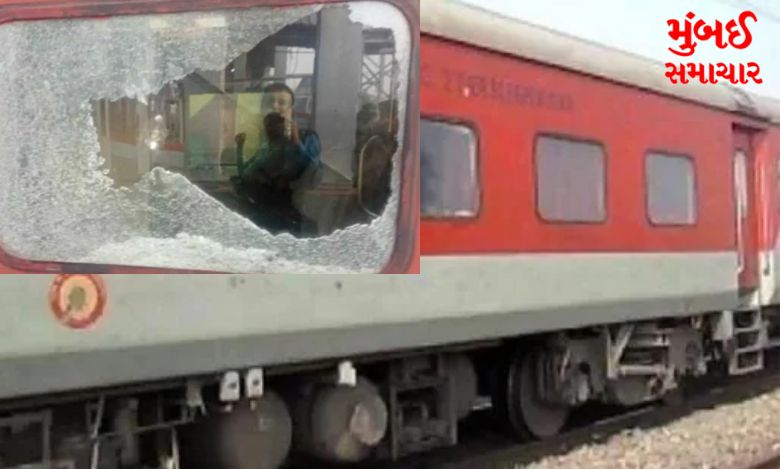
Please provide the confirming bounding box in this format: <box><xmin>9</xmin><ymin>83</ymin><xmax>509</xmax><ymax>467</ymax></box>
<box><xmin>457</xmin><ymin>0</ymin><xmax>780</xmax><ymax>99</ymax></box>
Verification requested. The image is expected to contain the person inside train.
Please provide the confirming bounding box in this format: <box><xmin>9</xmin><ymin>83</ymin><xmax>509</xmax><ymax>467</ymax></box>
<box><xmin>232</xmin><ymin>83</ymin><xmax>322</xmax><ymax>233</ymax></box>
<box><xmin>233</xmin><ymin>112</ymin><xmax>306</xmax><ymax>232</ymax></box>
<box><xmin>259</xmin><ymin>82</ymin><xmax>321</xmax><ymax>180</ymax></box>
<box><xmin>353</xmin><ymin>100</ymin><xmax>398</xmax><ymax>217</ymax></box>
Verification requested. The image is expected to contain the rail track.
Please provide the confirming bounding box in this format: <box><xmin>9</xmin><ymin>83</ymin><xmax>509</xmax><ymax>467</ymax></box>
<box><xmin>418</xmin><ymin>370</ymin><xmax>780</xmax><ymax>469</ymax></box>
<box><xmin>291</xmin><ymin>365</ymin><xmax>780</xmax><ymax>469</ymax></box>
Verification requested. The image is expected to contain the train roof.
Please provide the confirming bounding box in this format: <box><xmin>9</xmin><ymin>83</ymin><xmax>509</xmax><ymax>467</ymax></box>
<box><xmin>422</xmin><ymin>0</ymin><xmax>780</xmax><ymax>125</ymax></box>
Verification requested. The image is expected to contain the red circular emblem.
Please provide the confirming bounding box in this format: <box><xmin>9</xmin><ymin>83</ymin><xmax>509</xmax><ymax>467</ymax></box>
<box><xmin>49</xmin><ymin>274</ymin><xmax>107</xmax><ymax>329</ymax></box>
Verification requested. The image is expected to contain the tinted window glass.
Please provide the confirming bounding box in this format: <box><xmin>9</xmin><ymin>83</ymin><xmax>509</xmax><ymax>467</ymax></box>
<box><xmin>421</xmin><ymin>120</ymin><xmax>479</xmax><ymax>217</ymax></box>
<box><xmin>646</xmin><ymin>153</ymin><xmax>696</xmax><ymax>225</ymax></box>
<box><xmin>536</xmin><ymin>136</ymin><xmax>606</xmax><ymax>222</ymax></box>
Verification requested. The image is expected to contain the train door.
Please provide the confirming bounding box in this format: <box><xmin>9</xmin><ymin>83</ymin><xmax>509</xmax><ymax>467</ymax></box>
<box><xmin>733</xmin><ymin>128</ymin><xmax>760</xmax><ymax>295</ymax></box>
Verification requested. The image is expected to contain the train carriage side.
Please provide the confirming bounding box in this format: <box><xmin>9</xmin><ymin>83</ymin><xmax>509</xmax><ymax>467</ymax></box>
<box><xmin>0</xmin><ymin>0</ymin><xmax>428</xmax><ymax>467</ymax></box>
<box><xmin>421</xmin><ymin>37</ymin><xmax>741</xmax><ymax>326</ymax></box>
<box><xmin>1</xmin><ymin>1</ymin><xmax>780</xmax><ymax>467</ymax></box>
<box><xmin>420</xmin><ymin>0</ymin><xmax>780</xmax><ymax>443</ymax></box>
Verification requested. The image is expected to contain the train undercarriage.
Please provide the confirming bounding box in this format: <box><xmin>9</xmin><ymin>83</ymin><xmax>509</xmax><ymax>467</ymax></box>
<box><xmin>1</xmin><ymin>307</ymin><xmax>779</xmax><ymax>468</ymax></box>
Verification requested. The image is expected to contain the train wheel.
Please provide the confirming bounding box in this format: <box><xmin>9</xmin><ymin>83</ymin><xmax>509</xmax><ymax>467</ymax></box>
<box><xmin>293</xmin><ymin>377</ymin><xmax>388</xmax><ymax>463</ymax></box>
<box><xmin>493</xmin><ymin>348</ymin><xmax>569</xmax><ymax>440</ymax></box>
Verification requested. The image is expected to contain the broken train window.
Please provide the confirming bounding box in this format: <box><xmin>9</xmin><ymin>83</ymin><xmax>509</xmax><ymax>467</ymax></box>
<box><xmin>0</xmin><ymin>2</ymin><xmax>410</xmax><ymax>273</ymax></box>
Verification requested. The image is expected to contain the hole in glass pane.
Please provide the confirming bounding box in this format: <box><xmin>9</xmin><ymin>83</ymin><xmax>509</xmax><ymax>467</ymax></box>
<box><xmin>0</xmin><ymin>2</ymin><xmax>411</xmax><ymax>273</ymax></box>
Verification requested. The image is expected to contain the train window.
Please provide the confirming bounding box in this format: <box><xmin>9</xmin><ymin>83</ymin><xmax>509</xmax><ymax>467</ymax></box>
<box><xmin>0</xmin><ymin>2</ymin><xmax>411</xmax><ymax>273</ymax></box>
<box><xmin>645</xmin><ymin>152</ymin><xmax>696</xmax><ymax>225</ymax></box>
<box><xmin>535</xmin><ymin>135</ymin><xmax>606</xmax><ymax>223</ymax></box>
<box><xmin>421</xmin><ymin>119</ymin><xmax>479</xmax><ymax>218</ymax></box>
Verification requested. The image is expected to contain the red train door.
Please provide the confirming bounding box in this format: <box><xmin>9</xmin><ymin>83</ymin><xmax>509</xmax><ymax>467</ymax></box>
<box><xmin>733</xmin><ymin>129</ymin><xmax>760</xmax><ymax>295</ymax></box>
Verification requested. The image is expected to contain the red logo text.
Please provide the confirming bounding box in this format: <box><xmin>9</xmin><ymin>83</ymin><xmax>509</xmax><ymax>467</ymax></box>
<box><xmin>665</xmin><ymin>11</ymin><xmax>762</xmax><ymax>85</ymax></box>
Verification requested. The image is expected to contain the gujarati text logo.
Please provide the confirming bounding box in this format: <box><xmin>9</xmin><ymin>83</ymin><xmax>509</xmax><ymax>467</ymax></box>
<box><xmin>665</xmin><ymin>11</ymin><xmax>762</xmax><ymax>85</ymax></box>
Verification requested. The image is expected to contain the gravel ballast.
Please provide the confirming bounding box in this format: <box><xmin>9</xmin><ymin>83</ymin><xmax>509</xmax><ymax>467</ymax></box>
<box><xmin>520</xmin><ymin>386</ymin><xmax>780</xmax><ymax>468</ymax></box>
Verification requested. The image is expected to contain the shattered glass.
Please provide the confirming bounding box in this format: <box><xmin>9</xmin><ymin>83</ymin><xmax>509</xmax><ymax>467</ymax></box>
<box><xmin>0</xmin><ymin>2</ymin><xmax>410</xmax><ymax>273</ymax></box>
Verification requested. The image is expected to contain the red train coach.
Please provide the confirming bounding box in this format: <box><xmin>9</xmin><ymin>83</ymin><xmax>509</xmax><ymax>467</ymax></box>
<box><xmin>0</xmin><ymin>0</ymin><xmax>422</xmax><ymax>467</ymax></box>
<box><xmin>1</xmin><ymin>0</ymin><xmax>780</xmax><ymax>467</ymax></box>
<box><xmin>421</xmin><ymin>0</ymin><xmax>780</xmax><ymax>441</ymax></box>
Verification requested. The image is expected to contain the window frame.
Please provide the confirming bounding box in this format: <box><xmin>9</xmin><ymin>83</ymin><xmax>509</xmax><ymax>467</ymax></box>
<box><xmin>533</xmin><ymin>132</ymin><xmax>609</xmax><ymax>225</ymax></box>
<box><xmin>643</xmin><ymin>149</ymin><xmax>698</xmax><ymax>227</ymax></box>
<box><xmin>420</xmin><ymin>114</ymin><xmax>483</xmax><ymax>220</ymax></box>
<box><xmin>0</xmin><ymin>0</ymin><xmax>420</xmax><ymax>274</ymax></box>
